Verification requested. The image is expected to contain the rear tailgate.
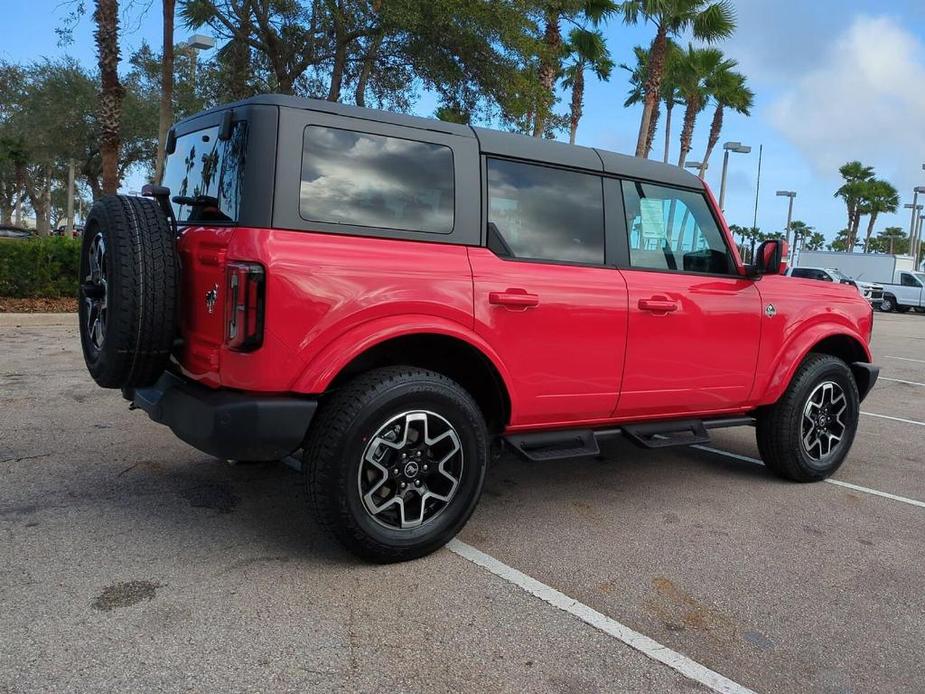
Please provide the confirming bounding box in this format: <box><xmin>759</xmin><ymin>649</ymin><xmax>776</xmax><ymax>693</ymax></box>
<box><xmin>176</xmin><ymin>227</ymin><xmax>236</xmax><ymax>386</ymax></box>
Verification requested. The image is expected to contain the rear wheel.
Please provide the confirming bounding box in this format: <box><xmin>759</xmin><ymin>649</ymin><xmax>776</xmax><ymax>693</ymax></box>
<box><xmin>756</xmin><ymin>354</ymin><xmax>859</xmax><ymax>482</ymax></box>
<box><xmin>304</xmin><ymin>367</ymin><xmax>488</xmax><ymax>562</ymax></box>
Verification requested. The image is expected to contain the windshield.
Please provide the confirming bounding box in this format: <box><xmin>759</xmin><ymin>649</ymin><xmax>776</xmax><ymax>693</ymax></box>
<box><xmin>828</xmin><ymin>269</ymin><xmax>850</xmax><ymax>281</ymax></box>
<box><xmin>915</xmin><ymin>273</ymin><xmax>925</xmax><ymax>285</ymax></box>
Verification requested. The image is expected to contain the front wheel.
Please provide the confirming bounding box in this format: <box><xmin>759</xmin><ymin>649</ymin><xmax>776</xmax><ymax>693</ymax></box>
<box><xmin>879</xmin><ymin>294</ymin><xmax>896</xmax><ymax>312</ymax></box>
<box><xmin>756</xmin><ymin>354</ymin><xmax>859</xmax><ymax>482</ymax></box>
<box><xmin>304</xmin><ymin>367</ymin><xmax>488</xmax><ymax>562</ymax></box>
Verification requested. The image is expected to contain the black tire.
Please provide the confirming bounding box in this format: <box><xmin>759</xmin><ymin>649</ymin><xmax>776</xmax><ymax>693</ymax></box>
<box><xmin>304</xmin><ymin>367</ymin><xmax>488</xmax><ymax>563</ymax></box>
<box><xmin>78</xmin><ymin>195</ymin><xmax>178</xmax><ymax>389</ymax></box>
<box><xmin>879</xmin><ymin>294</ymin><xmax>896</xmax><ymax>312</ymax></box>
<box><xmin>756</xmin><ymin>354</ymin><xmax>859</xmax><ymax>482</ymax></box>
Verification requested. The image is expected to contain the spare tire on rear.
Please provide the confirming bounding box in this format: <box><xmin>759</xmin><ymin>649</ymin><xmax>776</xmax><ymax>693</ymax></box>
<box><xmin>79</xmin><ymin>194</ymin><xmax>178</xmax><ymax>389</ymax></box>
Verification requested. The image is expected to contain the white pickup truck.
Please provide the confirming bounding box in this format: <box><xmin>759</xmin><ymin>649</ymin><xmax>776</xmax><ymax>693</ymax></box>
<box><xmin>878</xmin><ymin>270</ymin><xmax>925</xmax><ymax>313</ymax></box>
<box><xmin>792</xmin><ymin>250</ymin><xmax>922</xmax><ymax>313</ymax></box>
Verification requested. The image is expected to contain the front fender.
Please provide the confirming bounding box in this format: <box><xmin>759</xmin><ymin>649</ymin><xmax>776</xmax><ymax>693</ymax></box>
<box><xmin>754</xmin><ymin>319</ymin><xmax>872</xmax><ymax>406</ymax></box>
<box><xmin>289</xmin><ymin>314</ymin><xmax>515</xmax><ymax>397</ymax></box>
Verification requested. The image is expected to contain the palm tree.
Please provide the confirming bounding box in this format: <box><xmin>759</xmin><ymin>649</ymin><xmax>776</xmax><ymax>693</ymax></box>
<box><xmin>859</xmin><ymin>179</ymin><xmax>900</xmax><ymax>252</ymax></box>
<box><xmin>93</xmin><ymin>0</ymin><xmax>124</xmax><ymax>194</ymax></box>
<box><xmin>618</xmin><ymin>0</ymin><xmax>736</xmax><ymax>158</ymax></box>
<box><xmin>675</xmin><ymin>46</ymin><xmax>735</xmax><ymax>168</ymax></box>
<box><xmin>154</xmin><ymin>0</ymin><xmax>176</xmax><ymax>183</ymax></box>
<box><xmin>562</xmin><ymin>28</ymin><xmax>614</xmax><ymax>144</ymax></box>
<box><xmin>532</xmin><ymin>0</ymin><xmax>617</xmax><ymax>138</ymax></box>
<box><xmin>789</xmin><ymin>220</ymin><xmax>813</xmax><ymax>249</ymax></box>
<box><xmin>834</xmin><ymin>161</ymin><xmax>874</xmax><ymax>252</ymax></box>
<box><xmin>874</xmin><ymin>226</ymin><xmax>908</xmax><ymax>255</ymax></box>
<box><xmin>621</xmin><ymin>46</ymin><xmax>659</xmax><ymax>157</ymax></box>
<box><xmin>698</xmin><ymin>68</ymin><xmax>752</xmax><ymax>177</ymax></box>
<box><xmin>803</xmin><ymin>231</ymin><xmax>826</xmax><ymax>251</ymax></box>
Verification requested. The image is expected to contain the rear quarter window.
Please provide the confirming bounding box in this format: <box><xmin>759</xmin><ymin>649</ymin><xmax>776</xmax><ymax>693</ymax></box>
<box><xmin>299</xmin><ymin>125</ymin><xmax>455</xmax><ymax>234</ymax></box>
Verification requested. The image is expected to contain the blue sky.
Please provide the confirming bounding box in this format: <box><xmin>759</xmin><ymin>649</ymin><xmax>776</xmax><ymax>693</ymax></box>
<box><xmin>3</xmin><ymin>0</ymin><xmax>925</xmax><ymax>243</ymax></box>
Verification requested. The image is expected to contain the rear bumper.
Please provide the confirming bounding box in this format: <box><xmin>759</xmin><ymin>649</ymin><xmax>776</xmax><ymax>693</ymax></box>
<box><xmin>126</xmin><ymin>371</ymin><xmax>317</xmax><ymax>461</ymax></box>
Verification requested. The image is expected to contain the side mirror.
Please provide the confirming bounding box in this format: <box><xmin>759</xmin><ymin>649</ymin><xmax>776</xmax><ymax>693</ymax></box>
<box><xmin>752</xmin><ymin>239</ymin><xmax>786</xmax><ymax>276</ymax></box>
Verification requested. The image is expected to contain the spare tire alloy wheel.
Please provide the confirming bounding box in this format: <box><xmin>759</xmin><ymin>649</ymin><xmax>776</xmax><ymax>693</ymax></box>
<box><xmin>359</xmin><ymin>410</ymin><xmax>463</xmax><ymax>530</ymax></box>
<box><xmin>83</xmin><ymin>233</ymin><xmax>108</xmax><ymax>353</ymax></box>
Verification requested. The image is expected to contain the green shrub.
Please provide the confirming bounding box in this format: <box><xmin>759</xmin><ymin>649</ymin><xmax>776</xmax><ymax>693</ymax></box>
<box><xmin>0</xmin><ymin>236</ymin><xmax>81</xmax><ymax>298</ymax></box>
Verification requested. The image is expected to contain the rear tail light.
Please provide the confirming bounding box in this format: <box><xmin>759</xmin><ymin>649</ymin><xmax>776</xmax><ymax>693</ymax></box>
<box><xmin>225</xmin><ymin>261</ymin><xmax>265</xmax><ymax>351</ymax></box>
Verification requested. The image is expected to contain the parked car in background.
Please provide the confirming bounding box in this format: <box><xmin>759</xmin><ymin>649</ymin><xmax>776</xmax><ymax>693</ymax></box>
<box><xmin>786</xmin><ymin>266</ymin><xmax>883</xmax><ymax>308</ymax></box>
<box><xmin>0</xmin><ymin>225</ymin><xmax>33</xmax><ymax>239</ymax></box>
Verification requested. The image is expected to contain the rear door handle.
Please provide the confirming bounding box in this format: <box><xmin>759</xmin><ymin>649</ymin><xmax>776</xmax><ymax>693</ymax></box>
<box><xmin>638</xmin><ymin>296</ymin><xmax>678</xmax><ymax>313</ymax></box>
<box><xmin>489</xmin><ymin>290</ymin><xmax>540</xmax><ymax>308</ymax></box>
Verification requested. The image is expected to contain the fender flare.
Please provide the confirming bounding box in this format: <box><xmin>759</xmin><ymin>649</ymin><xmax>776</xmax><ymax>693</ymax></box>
<box><xmin>289</xmin><ymin>314</ymin><xmax>516</xmax><ymax>399</ymax></box>
<box><xmin>757</xmin><ymin>322</ymin><xmax>872</xmax><ymax>405</ymax></box>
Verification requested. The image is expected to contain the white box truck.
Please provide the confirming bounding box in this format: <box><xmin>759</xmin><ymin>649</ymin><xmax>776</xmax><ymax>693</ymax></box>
<box><xmin>794</xmin><ymin>250</ymin><xmax>924</xmax><ymax>313</ymax></box>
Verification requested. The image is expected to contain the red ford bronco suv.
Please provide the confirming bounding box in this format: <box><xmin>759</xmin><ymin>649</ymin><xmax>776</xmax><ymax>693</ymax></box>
<box><xmin>78</xmin><ymin>96</ymin><xmax>878</xmax><ymax>562</ymax></box>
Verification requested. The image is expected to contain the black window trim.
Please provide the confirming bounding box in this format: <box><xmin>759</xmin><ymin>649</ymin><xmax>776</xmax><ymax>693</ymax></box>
<box><xmin>481</xmin><ymin>154</ymin><xmax>613</xmax><ymax>270</ymax></box>
<box><xmin>297</xmin><ymin>123</ymin><xmax>457</xmax><ymax>235</ymax></box>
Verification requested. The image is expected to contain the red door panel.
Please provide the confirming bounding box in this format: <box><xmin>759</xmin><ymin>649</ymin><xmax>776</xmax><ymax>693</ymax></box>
<box><xmin>615</xmin><ymin>271</ymin><xmax>761</xmax><ymax>418</ymax></box>
<box><xmin>468</xmin><ymin>248</ymin><xmax>628</xmax><ymax>427</ymax></box>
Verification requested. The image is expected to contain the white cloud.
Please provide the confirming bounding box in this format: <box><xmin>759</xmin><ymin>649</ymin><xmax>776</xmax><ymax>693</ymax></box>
<box><xmin>768</xmin><ymin>15</ymin><xmax>925</xmax><ymax>188</ymax></box>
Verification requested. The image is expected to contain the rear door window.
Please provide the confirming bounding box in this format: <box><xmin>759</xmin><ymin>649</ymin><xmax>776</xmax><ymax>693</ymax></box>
<box><xmin>299</xmin><ymin>126</ymin><xmax>455</xmax><ymax>234</ymax></box>
<box><xmin>486</xmin><ymin>158</ymin><xmax>605</xmax><ymax>265</ymax></box>
<box><xmin>620</xmin><ymin>181</ymin><xmax>734</xmax><ymax>275</ymax></box>
<box><xmin>162</xmin><ymin>122</ymin><xmax>248</xmax><ymax>223</ymax></box>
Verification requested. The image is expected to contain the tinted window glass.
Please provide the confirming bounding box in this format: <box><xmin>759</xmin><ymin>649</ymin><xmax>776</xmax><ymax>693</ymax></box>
<box><xmin>621</xmin><ymin>181</ymin><xmax>733</xmax><ymax>274</ymax></box>
<box><xmin>487</xmin><ymin>159</ymin><xmax>604</xmax><ymax>264</ymax></box>
<box><xmin>901</xmin><ymin>273</ymin><xmax>921</xmax><ymax>287</ymax></box>
<box><xmin>299</xmin><ymin>126</ymin><xmax>454</xmax><ymax>234</ymax></box>
<box><xmin>791</xmin><ymin>268</ymin><xmax>812</xmax><ymax>279</ymax></box>
<box><xmin>162</xmin><ymin>122</ymin><xmax>248</xmax><ymax>223</ymax></box>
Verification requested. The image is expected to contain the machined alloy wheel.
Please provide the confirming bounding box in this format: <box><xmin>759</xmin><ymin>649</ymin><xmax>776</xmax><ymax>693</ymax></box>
<box><xmin>756</xmin><ymin>353</ymin><xmax>860</xmax><ymax>482</ymax></box>
<box><xmin>304</xmin><ymin>366</ymin><xmax>489</xmax><ymax>562</ymax></box>
<box><xmin>880</xmin><ymin>295</ymin><xmax>894</xmax><ymax>312</ymax></box>
<box><xmin>81</xmin><ymin>232</ymin><xmax>108</xmax><ymax>353</ymax></box>
<box><xmin>358</xmin><ymin>410</ymin><xmax>463</xmax><ymax>530</ymax></box>
<box><xmin>800</xmin><ymin>381</ymin><xmax>847</xmax><ymax>462</ymax></box>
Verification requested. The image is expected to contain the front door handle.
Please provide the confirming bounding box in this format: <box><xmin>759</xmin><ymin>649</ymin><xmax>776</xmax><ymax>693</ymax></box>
<box><xmin>638</xmin><ymin>296</ymin><xmax>678</xmax><ymax>313</ymax></box>
<box><xmin>489</xmin><ymin>290</ymin><xmax>540</xmax><ymax>308</ymax></box>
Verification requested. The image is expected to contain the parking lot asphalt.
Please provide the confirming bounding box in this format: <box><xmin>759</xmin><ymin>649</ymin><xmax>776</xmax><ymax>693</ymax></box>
<box><xmin>2</xmin><ymin>312</ymin><xmax>923</xmax><ymax>693</ymax></box>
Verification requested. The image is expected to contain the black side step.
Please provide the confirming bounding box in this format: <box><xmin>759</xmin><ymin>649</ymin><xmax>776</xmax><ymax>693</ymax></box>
<box><xmin>622</xmin><ymin>419</ymin><xmax>710</xmax><ymax>449</ymax></box>
<box><xmin>505</xmin><ymin>429</ymin><xmax>600</xmax><ymax>462</ymax></box>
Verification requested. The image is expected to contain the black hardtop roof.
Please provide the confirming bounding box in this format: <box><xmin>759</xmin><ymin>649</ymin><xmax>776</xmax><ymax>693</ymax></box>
<box><xmin>178</xmin><ymin>94</ymin><xmax>704</xmax><ymax>189</ymax></box>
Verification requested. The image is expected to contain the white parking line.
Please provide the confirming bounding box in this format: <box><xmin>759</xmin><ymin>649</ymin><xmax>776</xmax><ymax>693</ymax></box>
<box><xmin>879</xmin><ymin>377</ymin><xmax>925</xmax><ymax>387</ymax></box>
<box><xmin>690</xmin><ymin>445</ymin><xmax>925</xmax><ymax>510</ymax></box>
<box><xmin>885</xmin><ymin>355</ymin><xmax>925</xmax><ymax>364</ymax></box>
<box><xmin>447</xmin><ymin>539</ymin><xmax>756</xmax><ymax>694</ymax></box>
<box><xmin>861</xmin><ymin>411</ymin><xmax>925</xmax><ymax>427</ymax></box>
<box><xmin>824</xmin><ymin>479</ymin><xmax>925</xmax><ymax>509</ymax></box>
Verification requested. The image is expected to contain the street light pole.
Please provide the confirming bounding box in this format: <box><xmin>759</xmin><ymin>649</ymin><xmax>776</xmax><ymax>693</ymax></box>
<box><xmin>718</xmin><ymin>142</ymin><xmax>751</xmax><ymax>213</ymax></box>
<box><xmin>776</xmin><ymin>190</ymin><xmax>797</xmax><ymax>264</ymax></box>
<box><xmin>904</xmin><ymin>202</ymin><xmax>923</xmax><ymax>258</ymax></box>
